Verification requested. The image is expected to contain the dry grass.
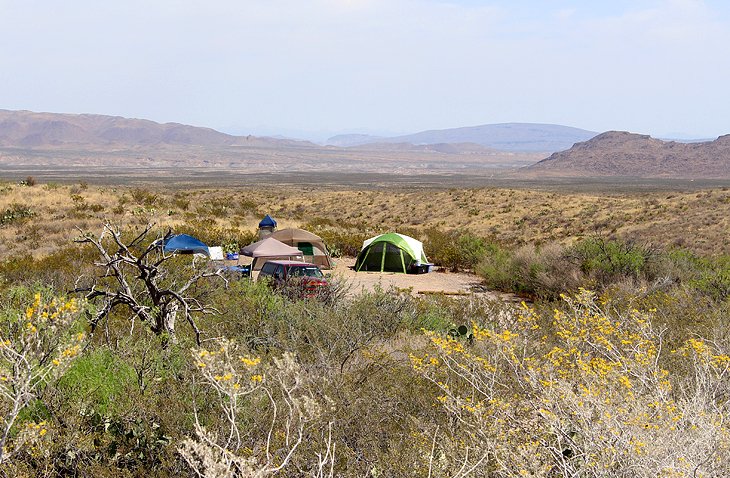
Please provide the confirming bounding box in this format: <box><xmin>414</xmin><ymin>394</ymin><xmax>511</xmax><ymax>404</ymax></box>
<box><xmin>2</xmin><ymin>181</ymin><xmax>729</xmax><ymax>258</ymax></box>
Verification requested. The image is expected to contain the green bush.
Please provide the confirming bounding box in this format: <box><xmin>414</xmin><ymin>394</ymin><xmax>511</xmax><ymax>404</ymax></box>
<box><xmin>1</xmin><ymin>203</ymin><xmax>35</xmax><ymax>226</ymax></box>
<box><xmin>667</xmin><ymin>250</ymin><xmax>730</xmax><ymax>302</ymax></box>
<box><xmin>570</xmin><ymin>237</ymin><xmax>651</xmax><ymax>282</ymax></box>
<box><xmin>58</xmin><ymin>348</ymin><xmax>137</xmax><ymax>416</ymax></box>
<box><xmin>423</xmin><ymin>228</ymin><xmax>488</xmax><ymax>271</ymax></box>
<box><xmin>475</xmin><ymin>243</ymin><xmax>516</xmax><ymax>291</ymax></box>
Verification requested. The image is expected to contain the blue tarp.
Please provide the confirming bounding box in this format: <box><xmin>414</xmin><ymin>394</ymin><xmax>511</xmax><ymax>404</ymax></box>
<box><xmin>258</xmin><ymin>214</ymin><xmax>277</xmax><ymax>228</ymax></box>
<box><xmin>163</xmin><ymin>234</ymin><xmax>210</xmax><ymax>256</ymax></box>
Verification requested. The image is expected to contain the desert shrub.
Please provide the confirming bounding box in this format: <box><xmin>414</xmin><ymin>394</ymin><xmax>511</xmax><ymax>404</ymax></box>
<box><xmin>475</xmin><ymin>242</ymin><xmax>516</xmax><ymax>290</ymax></box>
<box><xmin>0</xmin><ymin>287</ymin><xmax>87</xmax><ymax>465</ymax></box>
<box><xmin>0</xmin><ymin>245</ymin><xmax>98</xmax><ymax>293</ymax></box>
<box><xmin>169</xmin><ymin>193</ymin><xmax>191</xmax><ymax>211</ymax></box>
<box><xmin>179</xmin><ymin>286</ymin><xmax>459</xmax><ymax>477</ymax></box>
<box><xmin>423</xmin><ymin>228</ymin><xmax>488</xmax><ymax>272</ymax></box>
<box><xmin>569</xmin><ymin>236</ymin><xmax>653</xmax><ymax>283</ymax></box>
<box><xmin>238</xmin><ymin>198</ymin><xmax>261</xmax><ymax>217</ymax></box>
<box><xmin>130</xmin><ymin>188</ymin><xmax>158</xmax><ymax>207</ymax></box>
<box><xmin>180</xmin><ymin>342</ymin><xmax>335</xmax><ymax>477</ymax></box>
<box><xmin>665</xmin><ymin>251</ymin><xmax>730</xmax><ymax>302</ymax></box>
<box><xmin>1</xmin><ymin>203</ymin><xmax>35</xmax><ymax>226</ymax></box>
<box><xmin>195</xmin><ymin>197</ymin><xmax>233</xmax><ymax>218</ymax></box>
<box><xmin>477</xmin><ymin>242</ymin><xmax>581</xmax><ymax>299</ymax></box>
<box><xmin>511</xmin><ymin>243</ymin><xmax>582</xmax><ymax>299</ymax></box>
<box><xmin>304</xmin><ymin>227</ymin><xmax>369</xmax><ymax>258</ymax></box>
<box><xmin>58</xmin><ymin>348</ymin><xmax>137</xmax><ymax>416</ymax></box>
<box><xmin>412</xmin><ymin>289</ymin><xmax>730</xmax><ymax>476</ymax></box>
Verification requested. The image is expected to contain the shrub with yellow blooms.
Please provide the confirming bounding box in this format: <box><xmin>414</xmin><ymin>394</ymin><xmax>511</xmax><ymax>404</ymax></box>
<box><xmin>412</xmin><ymin>289</ymin><xmax>730</xmax><ymax>477</ymax></box>
<box><xmin>0</xmin><ymin>290</ymin><xmax>86</xmax><ymax>464</ymax></box>
<box><xmin>179</xmin><ymin>339</ymin><xmax>335</xmax><ymax>478</ymax></box>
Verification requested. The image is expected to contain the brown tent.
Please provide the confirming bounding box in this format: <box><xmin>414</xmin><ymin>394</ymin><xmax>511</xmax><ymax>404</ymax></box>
<box><xmin>270</xmin><ymin>228</ymin><xmax>333</xmax><ymax>269</ymax></box>
<box><xmin>240</xmin><ymin>237</ymin><xmax>304</xmax><ymax>271</ymax></box>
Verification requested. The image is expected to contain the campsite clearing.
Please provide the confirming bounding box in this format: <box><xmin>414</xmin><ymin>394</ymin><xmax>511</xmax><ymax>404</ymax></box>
<box><xmin>329</xmin><ymin>257</ymin><xmax>513</xmax><ymax>300</ymax></box>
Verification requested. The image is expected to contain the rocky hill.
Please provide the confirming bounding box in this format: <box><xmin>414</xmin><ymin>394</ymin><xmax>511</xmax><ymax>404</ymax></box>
<box><xmin>0</xmin><ymin>109</ymin><xmax>312</xmax><ymax>149</ymax></box>
<box><xmin>524</xmin><ymin>131</ymin><xmax>730</xmax><ymax>178</ymax></box>
<box><xmin>328</xmin><ymin>123</ymin><xmax>597</xmax><ymax>152</ymax></box>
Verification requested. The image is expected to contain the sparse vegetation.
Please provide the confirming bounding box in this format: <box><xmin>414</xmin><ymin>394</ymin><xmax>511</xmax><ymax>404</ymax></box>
<box><xmin>1</xmin><ymin>179</ymin><xmax>730</xmax><ymax>476</ymax></box>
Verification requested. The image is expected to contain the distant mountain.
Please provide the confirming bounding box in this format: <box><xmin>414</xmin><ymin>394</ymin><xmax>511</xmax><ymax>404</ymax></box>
<box><xmin>328</xmin><ymin>123</ymin><xmax>598</xmax><ymax>152</ymax></box>
<box><xmin>0</xmin><ymin>109</ymin><xmax>544</xmax><ymax>173</ymax></box>
<box><xmin>325</xmin><ymin>134</ymin><xmax>385</xmax><ymax>147</ymax></box>
<box><xmin>0</xmin><ymin>109</ymin><xmax>312</xmax><ymax>149</ymax></box>
<box><xmin>524</xmin><ymin>131</ymin><xmax>730</xmax><ymax>178</ymax></box>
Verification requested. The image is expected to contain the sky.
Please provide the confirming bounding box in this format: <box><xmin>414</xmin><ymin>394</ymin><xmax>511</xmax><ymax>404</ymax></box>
<box><xmin>1</xmin><ymin>0</ymin><xmax>729</xmax><ymax>141</ymax></box>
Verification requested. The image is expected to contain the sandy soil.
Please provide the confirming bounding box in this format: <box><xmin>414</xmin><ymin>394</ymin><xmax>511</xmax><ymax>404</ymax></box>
<box><xmin>328</xmin><ymin>257</ymin><xmax>515</xmax><ymax>301</ymax></box>
<box><xmin>235</xmin><ymin>256</ymin><xmax>517</xmax><ymax>301</ymax></box>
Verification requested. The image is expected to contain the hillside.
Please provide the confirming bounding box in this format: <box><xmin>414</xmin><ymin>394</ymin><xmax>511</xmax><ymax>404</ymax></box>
<box><xmin>525</xmin><ymin>131</ymin><xmax>730</xmax><ymax>178</ymax></box>
<box><xmin>328</xmin><ymin>123</ymin><xmax>597</xmax><ymax>152</ymax></box>
<box><xmin>0</xmin><ymin>109</ymin><xmax>315</xmax><ymax>149</ymax></box>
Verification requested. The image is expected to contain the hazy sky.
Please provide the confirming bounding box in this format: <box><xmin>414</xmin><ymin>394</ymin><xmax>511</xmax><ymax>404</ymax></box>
<box><xmin>1</xmin><ymin>0</ymin><xmax>729</xmax><ymax>140</ymax></box>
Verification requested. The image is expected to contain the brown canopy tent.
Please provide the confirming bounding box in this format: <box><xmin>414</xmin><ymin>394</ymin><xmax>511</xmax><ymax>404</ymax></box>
<box><xmin>240</xmin><ymin>237</ymin><xmax>304</xmax><ymax>271</ymax></box>
<box><xmin>270</xmin><ymin>228</ymin><xmax>333</xmax><ymax>269</ymax></box>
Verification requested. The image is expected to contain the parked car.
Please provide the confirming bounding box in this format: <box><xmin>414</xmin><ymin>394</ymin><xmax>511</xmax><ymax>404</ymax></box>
<box><xmin>258</xmin><ymin>260</ymin><xmax>329</xmax><ymax>298</ymax></box>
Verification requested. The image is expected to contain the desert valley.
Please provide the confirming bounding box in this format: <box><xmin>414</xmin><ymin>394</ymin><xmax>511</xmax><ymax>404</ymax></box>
<box><xmin>2</xmin><ymin>109</ymin><xmax>730</xmax><ymax>477</ymax></box>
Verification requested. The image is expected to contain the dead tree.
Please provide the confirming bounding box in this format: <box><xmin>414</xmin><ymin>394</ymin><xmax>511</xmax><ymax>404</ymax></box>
<box><xmin>74</xmin><ymin>223</ymin><xmax>226</xmax><ymax>345</ymax></box>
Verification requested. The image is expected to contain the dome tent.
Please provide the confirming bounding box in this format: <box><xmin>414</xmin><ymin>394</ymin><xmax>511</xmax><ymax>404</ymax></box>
<box><xmin>355</xmin><ymin>233</ymin><xmax>429</xmax><ymax>273</ymax></box>
<box><xmin>270</xmin><ymin>228</ymin><xmax>333</xmax><ymax>269</ymax></box>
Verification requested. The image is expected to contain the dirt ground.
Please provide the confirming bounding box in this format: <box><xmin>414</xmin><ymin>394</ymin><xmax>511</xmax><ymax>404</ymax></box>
<box><xmin>328</xmin><ymin>257</ymin><xmax>517</xmax><ymax>301</ymax></box>
<box><xmin>237</xmin><ymin>256</ymin><xmax>516</xmax><ymax>301</ymax></box>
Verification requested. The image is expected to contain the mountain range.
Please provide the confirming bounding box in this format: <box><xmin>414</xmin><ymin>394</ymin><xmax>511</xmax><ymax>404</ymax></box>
<box><xmin>327</xmin><ymin>123</ymin><xmax>598</xmax><ymax>152</ymax></box>
<box><xmin>0</xmin><ymin>110</ymin><xmax>542</xmax><ymax>173</ymax></box>
<box><xmin>1</xmin><ymin>109</ymin><xmax>728</xmax><ymax>179</ymax></box>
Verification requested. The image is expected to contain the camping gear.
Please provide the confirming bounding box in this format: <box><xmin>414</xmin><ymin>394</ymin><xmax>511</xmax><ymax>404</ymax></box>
<box><xmin>355</xmin><ymin>233</ymin><xmax>430</xmax><ymax>273</ymax></box>
<box><xmin>270</xmin><ymin>228</ymin><xmax>334</xmax><ymax>269</ymax></box>
<box><xmin>162</xmin><ymin>234</ymin><xmax>210</xmax><ymax>257</ymax></box>
<box><xmin>240</xmin><ymin>237</ymin><xmax>304</xmax><ymax>270</ymax></box>
<box><xmin>221</xmin><ymin>265</ymin><xmax>251</xmax><ymax>278</ymax></box>
<box><xmin>208</xmin><ymin>246</ymin><xmax>224</xmax><ymax>261</ymax></box>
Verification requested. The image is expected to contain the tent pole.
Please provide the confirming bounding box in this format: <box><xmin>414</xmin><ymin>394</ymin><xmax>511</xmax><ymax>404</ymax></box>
<box><xmin>357</xmin><ymin>247</ymin><xmax>371</xmax><ymax>272</ymax></box>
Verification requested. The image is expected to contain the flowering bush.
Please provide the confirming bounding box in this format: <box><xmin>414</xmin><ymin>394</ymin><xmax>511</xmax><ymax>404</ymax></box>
<box><xmin>0</xmin><ymin>290</ymin><xmax>86</xmax><ymax>464</ymax></box>
<box><xmin>180</xmin><ymin>339</ymin><xmax>335</xmax><ymax>477</ymax></box>
<box><xmin>412</xmin><ymin>289</ymin><xmax>730</xmax><ymax>477</ymax></box>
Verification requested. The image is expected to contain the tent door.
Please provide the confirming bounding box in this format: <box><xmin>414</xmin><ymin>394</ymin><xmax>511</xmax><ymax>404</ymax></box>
<box><xmin>297</xmin><ymin>242</ymin><xmax>314</xmax><ymax>256</ymax></box>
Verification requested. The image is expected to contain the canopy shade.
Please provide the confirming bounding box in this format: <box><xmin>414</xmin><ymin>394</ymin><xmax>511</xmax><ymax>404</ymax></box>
<box><xmin>162</xmin><ymin>234</ymin><xmax>210</xmax><ymax>257</ymax></box>
<box><xmin>240</xmin><ymin>237</ymin><xmax>304</xmax><ymax>270</ymax></box>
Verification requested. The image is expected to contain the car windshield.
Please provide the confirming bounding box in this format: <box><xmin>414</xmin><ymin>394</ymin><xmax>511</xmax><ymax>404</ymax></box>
<box><xmin>289</xmin><ymin>266</ymin><xmax>324</xmax><ymax>278</ymax></box>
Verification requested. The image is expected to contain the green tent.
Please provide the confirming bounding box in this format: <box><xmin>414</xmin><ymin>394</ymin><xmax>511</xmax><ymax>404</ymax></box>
<box><xmin>355</xmin><ymin>233</ymin><xmax>429</xmax><ymax>273</ymax></box>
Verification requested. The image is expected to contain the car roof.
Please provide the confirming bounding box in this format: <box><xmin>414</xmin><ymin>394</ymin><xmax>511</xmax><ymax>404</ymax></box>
<box><xmin>262</xmin><ymin>260</ymin><xmax>318</xmax><ymax>267</ymax></box>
